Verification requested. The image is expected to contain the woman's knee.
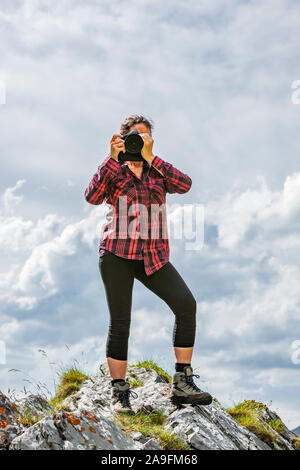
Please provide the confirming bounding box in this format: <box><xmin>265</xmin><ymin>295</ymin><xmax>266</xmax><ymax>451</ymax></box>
<box><xmin>174</xmin><ymin>291</ymin><xmax>197</xmax><ymax>317</ymax></box>
<box><xmin>109</xmin><ymin>318</ymin><xmax>130</xmax><ymax>337</ymax></box>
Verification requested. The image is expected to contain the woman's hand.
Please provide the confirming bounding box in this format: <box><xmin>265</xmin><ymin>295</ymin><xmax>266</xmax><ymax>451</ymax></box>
<box><xmin>110</xmin><ymin>134</ymin><xmax>125</xmax><ymax>161</ymax></box>
<box><xmin>140</xmin><ymin>133</ymin><xmax>155</xmax><ymax>164</ymax></box>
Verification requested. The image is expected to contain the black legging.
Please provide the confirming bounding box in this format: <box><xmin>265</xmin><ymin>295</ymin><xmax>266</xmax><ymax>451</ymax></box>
<box><xmin>99</xmin><ymin>251</ymin><xmax>197</xmax><ymax>361</ymax></box>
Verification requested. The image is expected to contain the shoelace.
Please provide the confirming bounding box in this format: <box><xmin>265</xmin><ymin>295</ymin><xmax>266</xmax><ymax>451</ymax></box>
<box><xmin>185</xmin><ymin>373</ymin><xmax>202</xmax><ymax>392</ymax></box>
<box><xmin>117</xmin><ymin>388</ymin><xmax>138</xmax><ymax>408</ymax></box>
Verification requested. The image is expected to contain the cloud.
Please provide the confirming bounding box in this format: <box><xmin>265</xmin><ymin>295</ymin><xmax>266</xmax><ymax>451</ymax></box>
<box><xmin>0</xmin><ymin>181</ymin><xmax>107</xmax><ymax>308</ymax></box>
<box><xmin>2</xmin><ymin>179</ymin><xmax>26</xmax><ymax>214</ymax></box>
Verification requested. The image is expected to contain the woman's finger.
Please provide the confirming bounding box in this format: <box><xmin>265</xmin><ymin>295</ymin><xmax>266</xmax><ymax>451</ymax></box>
<box><xmin>111</xmin><ymin>134</ymin><xmax>123</xmax><ymax>142</ymax></box>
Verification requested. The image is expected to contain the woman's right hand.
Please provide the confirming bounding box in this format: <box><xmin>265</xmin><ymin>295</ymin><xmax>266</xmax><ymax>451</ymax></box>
<box><xmin>110</xmin><ymin>134</ymin><xmax>125</xmax><ymax>161</ymax></box>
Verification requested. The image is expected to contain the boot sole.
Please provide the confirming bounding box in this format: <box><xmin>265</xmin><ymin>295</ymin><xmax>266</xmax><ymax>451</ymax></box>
<box><xmin>170</xmin><ymin>394</ymin><xmax>212</xmax><ymax>406</ymax></box>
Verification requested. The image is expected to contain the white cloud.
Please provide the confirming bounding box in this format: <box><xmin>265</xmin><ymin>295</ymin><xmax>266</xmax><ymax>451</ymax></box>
<box><xmin>2</xmin><ymin>179</ymin><xmax>26</xmax><ymax>214</ymax></box>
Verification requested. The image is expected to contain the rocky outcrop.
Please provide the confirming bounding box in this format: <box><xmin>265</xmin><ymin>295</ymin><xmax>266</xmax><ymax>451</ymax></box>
<box><xmin>10</xmin><ymin>409</ymin><xmax>146</xmax><ymax>450</ymax></box>
<box><xmin>1</xmin><ymin>364</ymin><xmax>298</xmax><ymax>450</ymax></box>
<box><xmin>0</xmin><ymin>391</ymin><xmax>22</xmax><ymax>450</ymax></box>
<box><xmin>14</xmin><ymin>394</ymin><xmax>53</xmax><ymax>418</ymax></box>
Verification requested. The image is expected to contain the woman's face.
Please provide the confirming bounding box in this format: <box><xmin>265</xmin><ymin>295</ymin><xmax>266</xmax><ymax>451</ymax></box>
<box><xmin>128</xmin><ymin>123</ymin><xmax>151</xmax><ymax>136</ymax></box>
<box><xmin>124</xmin><ymin>123</ymin><xmax>151</xmax><ymax>168</ymax></box>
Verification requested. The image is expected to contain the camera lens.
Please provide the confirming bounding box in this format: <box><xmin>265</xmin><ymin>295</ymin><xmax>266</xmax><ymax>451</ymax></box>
<box><xmin>125</xmin><ymin>132</ymin><xmax>144</xmax><ymax>154</ymax></box>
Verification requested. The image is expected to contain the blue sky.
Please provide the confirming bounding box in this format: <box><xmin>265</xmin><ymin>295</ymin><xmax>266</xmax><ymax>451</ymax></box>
<box><xmin>1</xmin><ymin>0</ymin><xmax>300</xmax><ymax>429</ymax></box>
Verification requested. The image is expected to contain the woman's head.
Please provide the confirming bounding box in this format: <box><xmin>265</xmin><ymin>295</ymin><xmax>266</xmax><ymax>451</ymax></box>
<box><xmin>120</xmin><ymin>114</ymin><xmax>154</xmax><ymax>137</ymax></box>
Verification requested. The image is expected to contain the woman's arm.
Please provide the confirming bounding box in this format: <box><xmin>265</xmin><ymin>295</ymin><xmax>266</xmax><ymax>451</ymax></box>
<box><xmin>84</xmin><ymin>155</ymin><xmax>119</xmax><ymax>205</ymax></box>
<box><xmin>151</xmin><ymin>155</ymin><xmax>192</xmax><ymax>194</ymax></box>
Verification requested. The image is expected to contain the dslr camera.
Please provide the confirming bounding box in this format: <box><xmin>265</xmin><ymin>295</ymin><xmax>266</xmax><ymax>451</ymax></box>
<box><xmin>118</xmin><ymin>130</ymin><xmax>144</xmax><ymax>162</ymax></box>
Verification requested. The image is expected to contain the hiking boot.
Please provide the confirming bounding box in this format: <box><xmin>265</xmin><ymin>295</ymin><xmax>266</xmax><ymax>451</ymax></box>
<box><xmin>110</xmin><ymin>381</ymin><xmax>138</xmax><ymax>415</ymax></box>
<box><xmin>170</xmin><ymin>366</ymin><xmax>212</xmax><ymax>406</ymax></box>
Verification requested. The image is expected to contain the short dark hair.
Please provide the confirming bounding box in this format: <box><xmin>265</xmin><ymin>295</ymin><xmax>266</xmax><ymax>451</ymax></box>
<box><xmin>120</xmin><ymin>114</ymin><xmax>154</xmax><ymax>136</ymax></box>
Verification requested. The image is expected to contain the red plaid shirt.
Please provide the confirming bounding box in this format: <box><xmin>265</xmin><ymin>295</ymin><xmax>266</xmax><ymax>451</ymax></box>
<box><xmin>84</xmin><ymin>155</ymin><xmax>192</xmax><ymax>275</ymax></box>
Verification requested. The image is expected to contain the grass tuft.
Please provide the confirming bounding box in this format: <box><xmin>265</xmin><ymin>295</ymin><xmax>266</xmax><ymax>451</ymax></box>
<box><xmin>48</xmin><ymin>366</ymin><xmax>89</xmax><ymax>411</ymax></box>
<box><xmin>113</xmin><ymin>410</ymin><xmax>190</xmax><ymax>450</ymax></box>
<box><xmin>18</xmin><ymin>409</ymin><xmax>47</xmax><ymax>428</ymax></box>
<box><xmin>291</xmin><ymin>437</ymin><xmax>300</xmax><ymax>450</ymax></box>
<box><xmin>127</xmin><ymin>378</ymin><xmax>145</xmax><ymax>388</ymax></box>
<box><xmin>268</xmin><ymin>418</ymin><xmax>285</xmax><ymax>435</ymax></box>
<box><xmin>226</xmin><ymin>400</ymin><xmax>281</xmax><ymax>449</ymax></box>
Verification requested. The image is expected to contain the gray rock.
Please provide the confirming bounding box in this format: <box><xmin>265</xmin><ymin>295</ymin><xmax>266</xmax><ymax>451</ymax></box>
<box><xmin>10</xmin><ymin>409</ymin><xmax>144</xmax><ymax>450</ymax></box>
<box><xmin>15</xmin><ymin>394</ymin><xmax>53</xmax><ymax>418</ymax></box>
<box><xmin>164</xmin><ymin>401</ymin><xmax>272</xmax><ymax>450</ymax></box>
<box><xmin>258</xmin><ymin>407</ymin><xmax>297</xmax><ymax>447</ymax></box>
<box><xmin>0</xmin><ymin>391</ymin><xmax>23</xmax><ymax>449</ymax></box>
<box><xmin>99</xmin><ymin>362</ymin><xmax>168</xmax><ymax>384</ymax></box>
<box><xmin>62</xmin><ymin>376</ymin><xmax>114</xmax><ymax>418</ymax></box>
<box><xmin>3</xmin><ymin>363</ymin><xmax>298</xmax><ymax>451</ymax></box>
<box><xmin>141</xmin><ymin>438</ymin><xmax>163</xmax><ymax>450</ymax></box>
<box><xmin>128</xmin><ymin>430</ymin><xmax>163</xmax><ymax>449</ymax></box>
<box><xmin>131</xmin><ymin>382</ymin><xmax>177</xmax><ymax>415</ymax></box>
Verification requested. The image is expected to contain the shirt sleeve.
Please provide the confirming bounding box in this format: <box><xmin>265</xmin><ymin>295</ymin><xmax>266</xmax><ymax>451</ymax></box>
<box><xmin>84</xmin><ymin>155</ymin><xmax>120</xmax><ymax>205</ymax></box>
<box><xmin>151</xmin><ymin>155</ymin><xmax>192</xmax><ymax>194</ymax></box>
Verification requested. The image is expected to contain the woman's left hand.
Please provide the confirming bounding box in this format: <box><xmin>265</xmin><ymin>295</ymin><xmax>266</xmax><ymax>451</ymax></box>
<box><xmin>140</xmin><ymin>133</ymin><xmax>155</xmax><ymax>164</ymax></box>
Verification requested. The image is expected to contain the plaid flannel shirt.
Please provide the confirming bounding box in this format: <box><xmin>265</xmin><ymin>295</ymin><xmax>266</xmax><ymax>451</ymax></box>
<box><xmin>84</xmin><ymin>155</ymin><xmax>192</xmax><ymax>275</ymax></box>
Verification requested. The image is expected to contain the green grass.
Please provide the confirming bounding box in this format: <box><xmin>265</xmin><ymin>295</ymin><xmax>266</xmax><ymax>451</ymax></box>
<box><xmin>48</xmin><ymin>366</ymin><xmax>89</xmax><ymax>411</ymax></box>
<box><xmin>268</xmin><ymin>418</ymin><xmax>285</xmax><ymax>435</ymax></box>
<box><xmin>291</xmin><ymin>437</ymin><xmax>300</xmax><ymax>450</ymax></box>
<box><xmin>127</xmin><ymin>377</ymin><xmax>145</xmax><ymax>388</ymax></box>
<box><xmin>129</xmin><ymin>359</ymin><xmax>172</xmax><ymax>384</ymax></box>
<box><xmin>18</xmin><ymin>409</ymin><xmax>48</xmax><ymax>428</ymax></box>
<box><xmin>113</xmin><ymin>410</ymin><xmax>190</xmax><ymax>450</ymax></box>
<box><xmin>226</xmin><ymin>400</ymin><xmax>281</xmax><ymax>449</ymax></box>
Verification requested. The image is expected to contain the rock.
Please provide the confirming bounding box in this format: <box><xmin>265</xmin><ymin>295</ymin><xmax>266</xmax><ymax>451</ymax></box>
<box><xmin>141</xmin><ymin>438</ymin><xmax>163</xmax><ymax>450</ymax></box>
<box><xmin>15</xmin><ymin>394</ymin><xmax>52</xmax><ymax>418</ymax></box>
<box><xmin>62</xmin><ymin>376</ymin><xmax>114</xmax><ymax>418</ymax></box>
<box><xmin>131</xmin><ymin>382</ymin><xmax>177</xmax><ymax>415</ymax></box>
<box><xmin>0</xmin><ymin>391</ymin><xmax>23</xmax><ymax>450</ymax></box>
<box><xmin>2</xmin><ymin>363</ymin><xmax>298</xmax><ymax>451</ymax></box>
<box><xmin>258</xmin><ymin>407</ymin><xmax>298</xmax><ymax>446</ymax></box>
<box><xmin>128</xmin><ymin>430</ymin><xmax>163</xmax><ymax>449</ymax></box>
<box><xmin>164</xmin><ymin>401</ymin><xmax>272</xmax><ymax>450</ymax></box>
<box><xmin>10</xmin><ymin>409</ymin><xmax>144</xmax><ymax>450</ymax></box>
<box><xmin>99</xmin><ymin>362</ymin><xmax>168</xmax><ymax>384</ymax></box>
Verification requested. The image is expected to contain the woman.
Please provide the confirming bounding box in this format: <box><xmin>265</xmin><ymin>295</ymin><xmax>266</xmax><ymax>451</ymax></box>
<box><xmin>84</xmin><ymin>115</ymin><xmax>212</xmax><ymax>414</ymax></box>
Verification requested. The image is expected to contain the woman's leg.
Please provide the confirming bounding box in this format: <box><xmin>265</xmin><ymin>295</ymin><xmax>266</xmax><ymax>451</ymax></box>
<box><xmin>134</xmin><ymin>261</ymin><xmax>197</xmax><ymax>364</ymax></box>
<box><xmin>99</xmin><ymin>253</ymin><xmax>136</xmax><ymax>380</ymax></box>
<box><xmin>173</xmin><ymin>346</ymin><xmax>193</xmax><ymax>364</ymax></box>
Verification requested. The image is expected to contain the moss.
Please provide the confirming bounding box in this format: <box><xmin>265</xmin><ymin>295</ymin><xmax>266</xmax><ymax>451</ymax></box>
<box><xmin>129</xmin><ymin>359</ymin><xmax>172</xmax><ymax>384</ymax></box>
<box><xmin>113</xmin><ymin>410</ymin><xmax>189</xmax><ymax>450</ymax></box>
<box><xmin>226</xmin><ymin>400</ymin><xmax>281</xmax><ymax>449</ymax></box>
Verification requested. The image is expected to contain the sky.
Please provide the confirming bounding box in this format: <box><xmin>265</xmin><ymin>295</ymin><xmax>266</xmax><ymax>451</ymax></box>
<box><xmin>1</xmin><ymin>0</ymin><xmax>300</xmax><ymax>430</ymax></box>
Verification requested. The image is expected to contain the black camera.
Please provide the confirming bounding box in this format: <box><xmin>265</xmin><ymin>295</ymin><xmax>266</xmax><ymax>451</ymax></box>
<box><xmin>118</xmin><ymin>130</ymin><xmax>144</xmax><ymax>162</ymax></box>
